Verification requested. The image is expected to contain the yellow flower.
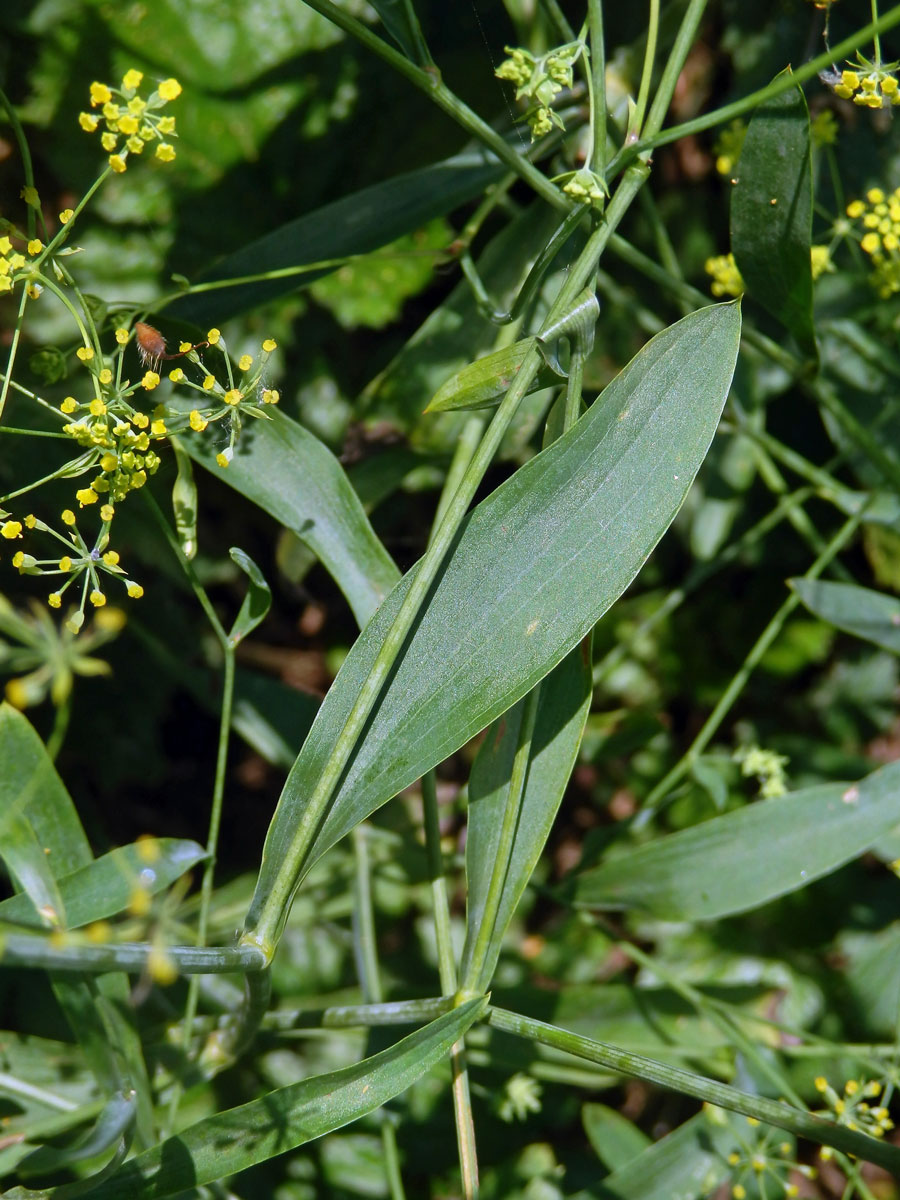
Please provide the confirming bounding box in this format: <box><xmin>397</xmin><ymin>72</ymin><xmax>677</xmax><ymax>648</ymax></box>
<box><xmin>705</xmin><ymin>253</ymin><xmax>745</xmax><ymax>297</ymax></box>
<box><xmin>101</xmin><ymin>132</ymin><xmax>118</xmax><ymax>151</ymax></box>
<box><xmin>168</xmin><ymin>367</ymin><xmax>184</xmax><ymax>382</ymax></box>
<box><xmin>115</xmin><ymin>327</ymin><xmax>130</xmax><ymax>344</ymax></box>
<box><xmin>150</xmin><ymin>418</ymin><xmax>167</xmax><ymax>436</ymax></box>
<box><xmin>132</xmin><ymin>412</ymin><xmax>150</xmax><ymax>428</ymax></box>
<box><xmin>59</xmin><ymin>208</ymin><xmax>74</xmax><ymax>224</ymax></box>
<box><xmin>238</xmin><ymin>354</ymin><xmax>253</xmax><ymax>371</ymax></box>
<box><xmin>61</xmin><ymin>509</ymin><xmax>76</xmax><ymax>526</ymax></box>
<box><xmin>216</xmin><ymin>451</ymin><xmax>231</xmax><ymax>468</ymax></box>
<box><xmin>262</xmin><ymin>338</ymin><xmax>277</xmax><ymax>352</ymax></box>
<box><xmin>118</xmin><ymin>114</ymin><xmax>139</xmax><ymax>136</ymax></box>
<box><xmin>262</xmin><ymin>389</ymin><xmax>280</xmax><ymax>404</ymax></box>
<box><xmin>90</xmin><ymin>81</ymin><xmax>112</xmax><ymax>107</ymax></box>
<box><xmin>122</xmin><ymin>69</ymin><xmax>144</xmax><ymax>90</ymax></box>
<box><xmin>27</xmin><ymin>239</ymin><xmax>42</xmax><ymax>255</ymax></box>
<box><xmin>155</xmin><ymin>143</ymin><xmax>176</xmax><ymax>163</ymax></box>
<box><xmin>79</xmin><ymin>112</ymin><xmax>99</xmax><ymax>132</ymax></box>
<box><xmin>202</xmin><ymin>374</ymin><xmax>216</xmax><ymax>390</ymax></box>
<box><xmin>223</xmin><ymin>389</ymin><xmax>242</xmax><ymax>405</ymax></box>
<box><xmin>126</xmin><ymin>580</ymin><xmax>144</xmax><ymax>598</ymax></box>
<box><xmin>109</xmin><ymin>154</ymin><xmax>128</xmax><ymax>174</ymax></box>
<box><xmin>158</xmin><ymin>115</ymin><xmax>175</xmax><ymax>134</ymax></box>
<box><xmin>76</xmin><ymin>346</ymin><xmax>95</xmax><ymax>362</ymax></box>
<box><xmin>1</xmin><ymin>521</ymin><xmax>23</xmax><ymax>539</ymax></box>
<box><xmin>89</xmin><ymin>590</ymin><xmax>106</xmax><ymax>607</ymax></box>
<box><xmin>207</xmin><ymin>328</ymin><xmax>221</xmax><ymax>345</ymax></box>
<box><xmin>89</xmin><ymin>399</ymin><xmax>107</xmax><ymax>416</ymax></box>
<box><xmin>189</xmin><ymin>409</ymin><xmax>208</xmax><ymax>431</ymax></box>
<box><xmin>148</xmin><ymin>945</ymin><xmax>178</xmax><ymax>985</ymax></box>
<box><xmin>76</xmin><ymin>488</ymin><xmax>98</xmax><ymax>506</ymax></box>
<box><xmin>98</xmin><ymin>368</ymin><xmax>113</xmax><ymax>385</ymax></box>
<box><xmin>100</xmin><ymin>505</ymin><xmax>115</xmax><ymax>522</ymax></box>
<box><xmin>141</xmin><ymin>371</ymin><xmax>161</xmax><ymax>390</ymax></box>
<box><xmin>59</xmin><ymin>396</ymin><xmax>78</xmax><ymax>414</ymax></box>
<box><xmin>158</xmin><ymin>78</ymin><xmax>182</xmax><ymax>101</ymax></box>
<box><xmin>48</xmin><ymin>592</ymin><xmax>62</xmax><ymax>609</ymax></box>
<box><xmin>59</xmin><ymin>556</ymin><xmax>73</xmax><ymax>572</ymax></box>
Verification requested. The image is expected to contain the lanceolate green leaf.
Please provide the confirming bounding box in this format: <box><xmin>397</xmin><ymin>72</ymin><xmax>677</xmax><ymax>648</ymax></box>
<box><xmin>180</xmin><ymin>410</ymin><xmax>400</xmax><ymax>629</ymax></box>
<box><xmin>730</xmin><ymin>69</ymin><xmax>815</xmax><ymax>355</ymax></box>
<box><xmin>166</xmin><ymin>151</ymin><xmax>503</xmax><ymax>326</ymax></box>
<box><xmin>244</xmin><ymin>303</ymin><xmax>741</xmax><ymax>934</ymax></box>
<box><xmin>0</xmin><ymin>703</ymin><xmax>91</xmax><ymax>876</ymax></box>
<box><xmin>568</xmin><ymin>759</ymin><xmax>900</xmax><ymax>920</ymax></box>
<box><xmin>0</xmin><ymin>838</ymin><xmax>205</xmax><ymax>930</ymax></box>
<box><xmin>791</xmin><ymin>577</ymin><xmax>900</xmax><ymax>655</ymax></box>
<box><xmin>86</xmin><ymin>999</ymin><xmax>487</xmax><ymax>1200</ymax></box>
<box><xmin>459</xmin><ymin>643</ymin><xmax>592</xmax><ymax>989</ymax></box>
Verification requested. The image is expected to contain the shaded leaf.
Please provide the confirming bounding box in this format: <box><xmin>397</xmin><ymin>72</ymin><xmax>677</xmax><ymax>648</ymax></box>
<box><xmin>180</xmin><ymin>410</ymin><xmax>400</xmax><ymax>629</ymax></box>
<box><xmin>568</xmin><ymin>759</ymin><xmax>900</xmax><ymax>920</ymax></box>
<box><xmin>228</xmin><ymin>548</ymin><xmax>272</xmax><ymax>646</ymax></box>
<box><xmin>731</xmin><ymin>70</ymin><xmax>815</xmax><ymax>355</ymax></box>
<box><xmin>791</xmin><ymin>577</ymin><xmax>900</xmax><ymax>655</ymax></box>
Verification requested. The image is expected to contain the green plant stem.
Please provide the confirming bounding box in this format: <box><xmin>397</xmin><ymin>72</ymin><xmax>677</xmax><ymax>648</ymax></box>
<box><xmin>298</xmin><ymin>0</ymin><xmax>569</xmax><ymax>212</ymax></box>
<box><xmin>873</xmin><ymin>0</ymin><xmax>883</xmax><ymax>62</ymax></box>
<box><xmin>45</xmin><ymin>693</ymin><xmax>71</xmax><ymax>762</ymax></box>
<box><xmin>243</xmin><ymin>159</ymin><xmax>652</xmax><ymax>963</ymax></box>
<box><xmin>264</xmin><ymin>995</ymin><xmax>453</xmax><ymax>1031</ymax></box>
<box><xmin>0</xmin><ymin>287</ymin><xmax>29</xmax><ymax>423</ymax></box>
<box><xmin>616</xmin><ymin>939</ymin><xmax>805</xmax><ymax>1108</ymax></box>
<box><xmin>614</xmin><ymin>4</ymin><xmax>900</xmax><ymax>168</ymax></box>
<box><xmin>539</xmin><ymin>0</ymin><xmax>576</xmax><ymax>42</ymax></box>
<box><xmin>631</xmin><ymin>0</ymin><xmax>661</xmax><ymax>139</ymax></box>
<box><xmin>0</xmin><ymin>933</ymin><xmax>266</xmax><ymax>974</ymax></box>
<box><xmin>587</xmin><ymin>0</ymin><xmax>607</xmax><ymax>172</ymax></box>
<box><xmin>461</xmin><ymin>686</ymin><xmax>540</xmax><ymax>997</ymax></box>
<box><xmin>485</xmin><ymin>1006</ymin><xmax>900</xmax><ymax>1172</ymax></box>
<box><xmin>637</xmin><ymin>508</ymin><xmax>864</xmax><ymax>823</ymax></box>
<box><xmin>425</xmin><ymin>426</ymin><xmax>479</xmax><ymax>1200</ymax></box>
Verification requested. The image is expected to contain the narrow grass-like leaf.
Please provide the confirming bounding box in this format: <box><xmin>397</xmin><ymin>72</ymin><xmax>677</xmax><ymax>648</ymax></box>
<box><xmin>368</xmin><ymin>0</ymin><xmax>431</xmax><ymax>63</ymax></box>
<box><xmin>0</xmin><ymin>806</ymin><xmax>66</xmax><ymax>929</ymax></box>
<box><xmin>582</xmin><ymin>1102</ymin><xmax>652</xmax><ymax>1172</ymax></box>
<box><xmin>0</xmin><ymin>703</ymin><xmax>91</xmax><ymax>875</ymax></box>
<box><xmin>730</xmin><ymin>70</ymin><xmax>815</xmax><ymax>355</ymax></box>
<box><xmin>245</xmin><ymin>303</ymin><xmax>741</xmax><ymax>931</ymax></box>
<box><xmin>0</xmin><ymin>838</ymin><xmax>205</xmax><ymax>930</ymax></box>
<box><xmin>791</xmin><ymin>578</ymin><xmax>900</xmax><ymax>655</ymax></box>
<box><xmin>180</xmin><ymin>410</ymin><xmax>399</xmax><ymax>628</ymax></box>
<box><xmin>568</xmin><ymin>759</ymin><xmax>900</xmax><ymax>920</ymax></box>
<box><xmin>459</xmin><ymin>643</ymin><xmax>592</xmax><ymax>988</ymax></box>
<box><xmin>228</xmin><ymin>547</ymin><xmax>272</xmax><ymax>646</ymax></box>
<box><xmin>87</xmin><ymin>999</ymin><xmax>487</xmax><ymax>1199</ymax></box>
<box><xmin>18</xmin><ymin>1090</ymin><xmax>135</xmax><ymax>1176</ymax></box>
<box><xmin>167</xmin><ymin>152</ymin><xmax>502</xmax><ymax>326</ymax></box>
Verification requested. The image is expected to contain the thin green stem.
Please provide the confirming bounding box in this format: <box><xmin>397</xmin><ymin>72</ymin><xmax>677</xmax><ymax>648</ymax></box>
<box><xmin>45</xmin><ymin>694</ymin><xmax>71</xmax><ymax>762</ymax></box>
<box><xmin>587</xmin><ymin>0</ymin><xmax>608</xmax><ymax>172</ymax></box>
<box><xmin>637</xmin><ymin>508</ymin><xmax>864</xmax><ymax>823</ymax></box>
<box><xmin>0</xmin><ymin>933</ymin><xmax>266</xmax><ymax>974</ymax></box>
<box><xmin>485</xmin><ymin>1006</ymin><xmax>900</xmax><ymax>1172</ymax></box>
<box><xmin>616</xmin><ymin>4</ymin><xmax>900</xmax><ymax>168</ymax></box>
<box><xmin>461</xmin><ymin>686</ymin><xmax>540</xmax><ymax>997</ymax></box>
<box><xmin>0</xmin><ymin>86</ymin><xmax>38</xmax><ymax>242</ymax></box>
<box><xmin>297</xmin><ymin>0</ymin><xmax>569</xmax><ymax>212</ymax></box>
<box><xmin>631</xmin><ymin>0</ymin><xmax>661</xmax><ymax>139</ymax></box>
<box><xmin>0</xmin><ymin>287</ymin><xmax>29</xmax><ymax>423</ymax></box>
<box><xmin>873</xmin><ymin>0</ymin><xmax>883</xmax><ymax>62</ymax></box>
<box><xmin>539</xmin><ymin>0</ymin><xmax>576</xmax><ymax>42</ymax></box>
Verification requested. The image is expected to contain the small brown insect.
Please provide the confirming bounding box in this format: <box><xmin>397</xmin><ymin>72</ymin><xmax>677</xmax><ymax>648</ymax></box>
<box><xmin>133</xmin><ymin>321</ymin><xmax>208</xmax><ymax>371</ymax></box>
<box><xmin>134</xmin><ymin>322</ymin><xmax>168</xmax><ymax>370</ymax></box>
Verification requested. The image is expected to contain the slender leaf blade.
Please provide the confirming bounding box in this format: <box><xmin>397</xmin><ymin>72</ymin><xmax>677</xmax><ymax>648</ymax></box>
<box><xmin>245</xmin><ymin>302</ymin><xmax>741</xmax><ymax>931</ymax></box>
<box><xmin>87</xmin><ymin>999</ymin><xmax>487</xmax><ymax>1199</ymax></box>
<box><xmin>0</xmin><ymin>838</ymin><xmax>205</xmax><ymax>930</ymax></box>
<box><xmin>460</xmin><ymin>642</ymin><xmax>592</xmax><ymax>987</ymax></box>
<box><xmin>180</xmin><ymin>410</ymin><xmax>400</xmax><ymax>629</ymax></box>
<box><xmin>731</xmin><ymin>69</ymin><xmax>815</xmax><ymax>354</ymax></box>
<box><xmin>568</xmin><ymin>759</ymin><xmax>900</xmax><ymax>920</ymax></box>
<box><xmin>791</xmin><ymin>577</ymin><xmax>900</xmax><ymax>655</ymax></box>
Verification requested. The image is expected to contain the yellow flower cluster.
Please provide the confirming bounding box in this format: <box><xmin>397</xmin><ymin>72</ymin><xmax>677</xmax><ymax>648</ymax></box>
<box><xmin>79</xmin><ymin>70</ymin><xmax>182</xmax><ymax>174</ymax></box>
<box><xmin>832</xmin><ymin>64</ymin><xmax>900</xmax><ymax>109</ymax></box>
<box><xmin>705</xmin><ymin>246</ymin><xmax>834</xmax><ymax>298</ymax></box>
<box><xmin>496</xmin><ymin>41</ymin><xmax>582</xmax><ymax>140</ymax></box>
<box><xmin>815</xmin><ymin>1076</ymin><xmax>894</xmax><ymax>1139</ymax></box>
<box><xmin>61</xmin><ymin>396</ymin><xmax>162</xmax><ymax>507</ymax></box>
<box><xmin>846</xmin><ymin>186</ymin><xmax>900</xmax><ymax>296</ymax></box>
<box><xmin>0</xmin><ymin>233</ymin><xmax>45</xmax><ymax>296</ymax></box>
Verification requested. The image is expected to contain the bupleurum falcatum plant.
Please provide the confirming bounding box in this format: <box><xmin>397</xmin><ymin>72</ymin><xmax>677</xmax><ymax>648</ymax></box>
<box><xmin>7</xmin><ymin>2</ymin><xmax>900</xmax><ymax>1198</ymax></box>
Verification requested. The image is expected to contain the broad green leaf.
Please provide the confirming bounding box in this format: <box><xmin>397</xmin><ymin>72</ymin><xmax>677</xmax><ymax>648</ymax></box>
<box><xmin>573</xmin><ymin>1110</ymin><xmax>738</xmax><ymax>1200</ymax></box>
<box><xmin>791</xmin><ymin>578</ymin><xmax>900</xmax><ymax>655</ymax></box>
<box><xmin>568</xmin><ymin>759</ymin><xmax>900</xmax><ymax>920</ymax></box>
<box><xmin>731</xmin><ymin>70</ymin><xmax>815</xmax><ymax>355</ymax></box>
<box><xmin>87</xmin><ymin>999</ymin><xmax>487</xmax><ymax>1199</ymax></box>
<box><xmin>244</xmin><ymin>303</ymin><xmax>741</xmax><ymax>933</ymax></box>
<box><xmin>368</xmin><ymin>0</ymin><xmax>432</xmax><ymax>64</ymax></box>
<box><xmin>582</xmin><ymin>1103</ymin><xmax>652</xmax><ymax>1172</ymax></box>
<box><xmin>180</xmin><ymin>410</ymin><xmax>400</xmax><ymax>629</ymax></box>
<box><xmin>228</xmin><ymin>548</ymin><xmax>272</xmax><ymax>646</ymax></box>
<box><xmin>459</xmin><ymin>643</ymin><xmax>592</xmax><ymax>990</ymax></box>
<box><xmin>0</xmin><ymin>838</ymin><xmax>205</xmax><ymax>931</ymax></box>
<box><xmin>0</xmin><ymin>703</ymin><xmax>91</xmax><ymax>875</ymax></box>
<box><xmin>167</xmin><ymin>151</ymin><xmax>503</xmax><ymax>326</ymax></box>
